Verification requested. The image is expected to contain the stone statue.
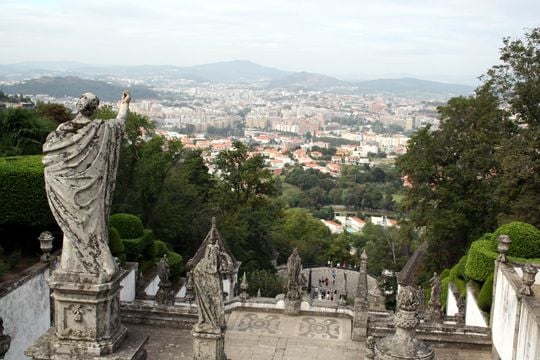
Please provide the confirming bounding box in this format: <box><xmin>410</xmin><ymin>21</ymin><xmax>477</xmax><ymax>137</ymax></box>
<box><xmin>43</xmin><ymin>91</ymin><xmax>131</xmax><ymax>283</ymax></box>
<box><xmin>158</xmin><ymin>254</ymin><xmax>171</xmax><ymax>286</ymax></box>
<box><xmin>429</xmin><ymin>272</ymin><xmax>441</xmax><ymax>303</ymax></box>
<box><xmin>192</xmin><ymin>237</ymin><xmax>234</xmax><ymax>333</ymax></box>
<box><xmin>156</xmin><ymin>254</ymin><xmax>175</xmax><ymax>306</ymax></box>
<box><xmin>286</xmin><ymin>248</ymin><xmax>303</xmax><ymax>301</ymax></box>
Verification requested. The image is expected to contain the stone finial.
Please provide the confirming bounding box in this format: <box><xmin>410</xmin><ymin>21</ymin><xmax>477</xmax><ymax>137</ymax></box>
<box><xmin>519</xmin><ymin>264</ymin><xmax>538</xmax><ymax>296</ymax></box>
<box><xmin>239</xmin><ymin>272</ymin><xmax>249</xmax><ymax>301</ymax></box>
<box><xmin>0</xmin><ymin>317</ymin><xmax>11</xmax><ymax>360</ymax></box>
<box><xmin>184</xmin><ymin>271</ymin><xmax>195</xmax><ymax>302</ymax></box>
<box><xmin>211</xmin><ymin>216</ymin><xmax>216</xmax><ymax>229</ymax></box>
<box><xmin>374</xmin><ymin>285</ymin><xmax>434</xmax><ymax>359</ymax></box>
<box><xmin>38</xmin><ymin>231</ymin><xmax>54</xmax><ymax>263</ymax></box>
<box><xmin>497</xmin><ymin>235</ymin><xmax>512</xmax><ymax>263</ymax></box>
<box><xmin>257</xmin><ymin>288</ymin><xmax>262</xmax><ymax>297</ymax></box>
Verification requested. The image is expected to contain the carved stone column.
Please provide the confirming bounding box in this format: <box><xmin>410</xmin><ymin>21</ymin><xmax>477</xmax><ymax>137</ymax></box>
<box><xmin>352</xmin><ymin>250</ymin><xmax>369</xmax><ymax>341</ymax></box>
<box><xmin>374</xmin><ymin>286</ymin><xmax>434</xmax><ymax>360</ymax></box>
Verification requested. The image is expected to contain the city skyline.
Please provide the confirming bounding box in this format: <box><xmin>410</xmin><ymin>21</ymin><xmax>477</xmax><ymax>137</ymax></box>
<box><xmin>1</xmin><ymin>0</ymin><xmax>539</xmax><ymax>84</ymax></box>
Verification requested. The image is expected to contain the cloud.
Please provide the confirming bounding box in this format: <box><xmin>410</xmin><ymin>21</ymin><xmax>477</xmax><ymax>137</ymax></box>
<box><xmin>1</xmin><ymin>0</ymin><xmax>539</xmax><ymax>78</ymax></box>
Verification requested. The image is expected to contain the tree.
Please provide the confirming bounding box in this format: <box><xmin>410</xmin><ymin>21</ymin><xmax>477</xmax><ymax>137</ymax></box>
<box><xmin>272</xmin><ymin>207</ymin><xmax>332</xmax><ymax>265</ymax></box>
<box><xmin>214</xmin><ymin>141</ymin><xmax>275</xmax><ymax>206</ymax></box>
<box><xmin>35</xmin><ymin>102</ymin><xmax>72</xmax><ymax>124</ymax></box>
<box><xmin>484</xmin><ymin>28</ymin><xmax>540</xmax><ymax>227</ymax></box>
<box><xmin>397</xmin><ymin>89</ymin><xmax>510</xmax><ymax>268</ymax></box>
<box><xmin>0</xmin><ymin>108</ymin><xmax>56</xmax><ymax>156</ymax></box>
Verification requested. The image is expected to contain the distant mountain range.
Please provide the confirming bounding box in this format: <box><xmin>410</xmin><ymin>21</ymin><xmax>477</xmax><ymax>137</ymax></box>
<box><xmin>0</xmin><ymin>60</ymin><xmax>475</xmax><ymax>97</ymax></box>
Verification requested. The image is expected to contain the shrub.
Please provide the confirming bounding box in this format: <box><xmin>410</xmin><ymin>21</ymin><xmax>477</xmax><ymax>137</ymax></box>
<box><xmin>477</xmin><ymin>273</ymin><xmax>494</xmax><ymax>312</ymax></box>
<box><xmin>247</xmin><ymin>269</ymin><xmax>285</xmax><ymax>297</ymax></box>
<box><xmin>167</xmin><ymin>251</ymin><xmax>183</xmax><ymax>278</ymax></box>
<box><xmin>464</xmin><ymin>240</ymin><xmax>498</xmax><ymax>282</ymax></box>
<box><xmin>441</xmin><ymin>277</ymin><xmax>450</xmax><ymax>309</ymax></box>
<box><xmin>123</xmin><ymin>239</ymin><xmax>144</xmax><ymax>261</ymax></box>
<box><xmin>109</xmin><ymin>213</ymin><xmax>144</xmax><ymax>239</ymax></box>
<box><xmin>449</xmin><ymin>262</ymin><xmax>461</xmax><ymax>281</ymax></box>
<box><xmin>140</xmin><ymin>230</ymin><xmax>156</xmax><ymax>260</ymax></box>
<box><xmin>492</xmin><ymin>222</ymin><xmax>540</xmax><ymax>258</ymax></box>
<box><xmin>0</xmin><ymin>156</ymin><xmax>53</xmax><ymax>226</ymax></box>
<box><xmin>440</xmin><ymin>268</ymin><xmax>450</xmax><ymax>280</ymax></box>
<box><xmin>154</xmin><ymin>240</ymin><xmax>171</xmax><ymax>258</ymax></box>
<box><xmin>109</xmin><ymin>227</ymin><xmax>126</xmax><ymax>265</ymax></box>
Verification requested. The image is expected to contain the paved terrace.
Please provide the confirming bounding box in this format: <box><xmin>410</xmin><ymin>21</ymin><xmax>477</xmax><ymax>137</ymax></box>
<box><xmin>127</xmin><ymin>310</ymin><xmax>491</xmax><ymax>360</ymax></box>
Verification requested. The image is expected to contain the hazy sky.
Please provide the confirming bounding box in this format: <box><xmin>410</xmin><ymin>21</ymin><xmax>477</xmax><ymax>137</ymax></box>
<box><xmin>1</xmin><ymin>0</ymin><xmax>538</xmax><ymax>82</ymax></box>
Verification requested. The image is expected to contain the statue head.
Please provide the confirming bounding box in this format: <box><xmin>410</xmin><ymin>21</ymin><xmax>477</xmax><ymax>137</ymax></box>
<box><xmin>76</xmin><ymin>93</ymin><xmax>100</xmax><ymax>117</ymax></box>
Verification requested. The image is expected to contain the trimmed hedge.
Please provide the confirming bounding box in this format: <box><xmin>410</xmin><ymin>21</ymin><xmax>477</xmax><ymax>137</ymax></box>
<box><xmin>167</xmin><ymin>250</ymin><xmax>183</xmax><ymax>278</ymax></box>
<box><xmin>0</xmin><ymin>156</ymin><xmax>53</xmax><ymax>226</ymax></box>
<box><xmin>154</xmin><ymin>240</ymin><xmax>171</xmax><ymax>258</ymax></box>
<box><xmin>477</xmin><ymin>273</ymin><xmax>493</xmax><ymax>312</ymax></box>
<box><xmin>464</xmin><ymin>239</ymin><xmax>497</xmax><ymax>282</ymax></box>
<box><xmin>109</xmin><ymin>213</ymin><xmax>144</xmax><ymax>239</ymax></box>
<box><xmin>441</xmin><ymin>277</ymin><xmax>450</xmax><ymax>309</ymax></box>
<box><xmin>493</xmin><ymin>222</ymin><xmax>540</xmax><ymax>258</ymax></box>
<box><xmin>108</xmin><ymin>227</ymin><xmax>126</xmax><ymax>265</ymax></box>
<box><xmin>122</xmin><ymin>229</ymin><xmax>155</xmax><ymax>262</ymax></box>
<box><xmin>440</xmin><ymin>268</ymin><xmax>450</xmax><ymax>280</ymax></box>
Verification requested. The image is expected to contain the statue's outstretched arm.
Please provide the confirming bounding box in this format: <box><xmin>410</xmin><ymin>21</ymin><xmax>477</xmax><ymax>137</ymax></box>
<box><xmin>116</xmin><ymin>91</ymin><xmax>131</xmax><ymax>121</ymax></box>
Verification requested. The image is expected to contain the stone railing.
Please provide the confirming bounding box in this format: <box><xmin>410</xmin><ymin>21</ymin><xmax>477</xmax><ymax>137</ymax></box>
<box><xmin>0</xmin><ymin>261</ymin><xmax>51</xmax><ymax>360</ymax></box>
<box><xmin>491</xmin><ymin>261</ymin><xmax>540</xmax><ymax>360</ymax></box>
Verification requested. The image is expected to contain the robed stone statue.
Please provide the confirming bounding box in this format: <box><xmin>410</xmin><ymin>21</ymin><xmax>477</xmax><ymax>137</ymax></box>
<box><xmin>192</xmin><ymin>237</ymin><xmax>234</xmax><ymax>333</ymax></box>
<box><xmin>286</xmin><ymin>248</ymin><xmax>303</xmax><ymax>301</ymax></box>
<box><xmin>43</xmin><ymin>91</ymin><xmax>131</xmax><ymax>283</ymax></box>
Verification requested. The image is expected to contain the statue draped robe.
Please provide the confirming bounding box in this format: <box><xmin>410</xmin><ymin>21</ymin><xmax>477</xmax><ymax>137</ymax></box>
<box><xmin>43</xmin><ymin>117</ymin><xmax>124</xmax><ymax>282</ymax></box>
<box><xmin>193</xmin><ymin>243</ymin><xmax>233</xmax><ymax>333</ymax></box>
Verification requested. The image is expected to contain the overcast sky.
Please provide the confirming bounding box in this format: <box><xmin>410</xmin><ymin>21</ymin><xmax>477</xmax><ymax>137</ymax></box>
<box><xmin>1</xmin><ymin>0</ymin><xmax>538</xmax><ymax>82</ymax></box>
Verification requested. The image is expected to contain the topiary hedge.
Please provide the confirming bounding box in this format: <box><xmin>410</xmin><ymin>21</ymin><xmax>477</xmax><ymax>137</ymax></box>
<box><xmin>492</xmin><ymin>222</ymin><xmax>540</xmax><ymax>258</ymax></box>
<box><xmin>464</xmin><ymin>239</ymin><xmax>498</xmax><ymax>282</ymax></box>
<box><xmin>154</xmin><ymin>240</ymin><xmax>171</xmax><ymax>258</ymax></box>
<box><xmin>440</xmin><ymin>268</ymin><xmax>450</xmax><ymax>280</ymax></box>
<box><xmin>108</xmin><ymin>227</ymin><xmax>126</xmax><ymax>265</ymax></box>
<box><xmin>477</xmin><ymin>273</ymin><xmax>494</xmax><ymax>312</ymax></box>
<box><xmin>441</xmin><ymin>277</ymin><xmax>450</xmax><ymax>309</ymax></box>
<box><xmin>167</xmin><ymin>250</ymin><xmax>183</xmax><ymax>278</ymax></box>
<box><xmin>121</xmin><ymin>229</ymin><xmax>155</xmax><ymax>262</ymax></box>
<box><xmin>109</xmin><ymin>213</ymin><xmax>144</xmax><ymax>239</ymax></box>
<box><xmin>0</xmin><ymin>156</ymin><xmax>53</xmax><ymax>226</ymax></box>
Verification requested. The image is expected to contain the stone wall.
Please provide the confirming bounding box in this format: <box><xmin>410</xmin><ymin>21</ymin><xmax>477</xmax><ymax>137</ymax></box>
<box><xmin>465</xmin><ymin>284</ymin><xmax>488</xmax><ymax>327</ymax></box>
<box><xmin>446</xmin><ymin>283</ymin><xmax>459</xmax><ymax>316</ymax></box>
<box><xmin>491</xmin><ymin>262</ymin><xmax>540</xmax><ymax>360</ymax></box>
<box><xmin>0</xmin><ymin>262</ymin><xmax>51</xmax><ymax>360</ymax></box>
<box><xmin>119</xmin><ymin>262</ymin><xmax>137</xmax><ymax>302</ymax></box>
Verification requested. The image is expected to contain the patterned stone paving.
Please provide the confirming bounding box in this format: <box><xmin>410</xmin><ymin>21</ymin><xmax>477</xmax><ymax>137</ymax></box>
<box><xmin>127</xmin><ymin>310</ymin><xmax>492</xmax><ymax>360</ymax></box>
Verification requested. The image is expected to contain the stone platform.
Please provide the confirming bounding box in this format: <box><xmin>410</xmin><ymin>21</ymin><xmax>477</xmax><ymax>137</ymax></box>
<box><xmin>126</xmin><ymin>310</ymin><xmax>492</xmax><ymax>360</ymax></box>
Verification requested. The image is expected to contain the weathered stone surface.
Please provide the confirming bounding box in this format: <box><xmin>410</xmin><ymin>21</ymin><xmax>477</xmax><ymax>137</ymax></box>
<box><xmin>285</xmin><ymin>249</ymin><xmax>303</xmax><ymax>315</ymax></box>
<box><xmin>192</xmin><ymin>331</ymin><xmax>226</xmax><ymax>360</ymax></box>
<box><xmin>190</xmin><ymin>219</ymin><xmax>234</xmax><ymax>359</ymax></box>
<box><xmin>43</xmin><ymin>92</ymin><xmax>131</xmax><ymax>284</ymax></box>
<box><xmin>156</xmin><ymin>255</ymin><xmax>175</xmax><ymax>306</ymax></box>
<box><xmin>374</xmin><ymin>286</ymin><xmax>434</xmax><ymax>360</ymax></box>
<box><xmin>352</xmin><ymin>250</ymin><xmax>369</xmax><ymax>341</ymax></box>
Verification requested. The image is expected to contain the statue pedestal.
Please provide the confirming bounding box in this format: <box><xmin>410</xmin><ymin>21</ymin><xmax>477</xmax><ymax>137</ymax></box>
<box><xmin>284</xmin><ymin>299</ymin><xmax>301</xmax><ymax>316</ymax></box>
<box><xmin>352</xmin><ymin>298</ymin><xmax>368</xmax><ymax>341</ymax></box>
<box><xmin>192</xmin><ymin>330</ymin><xmax>226</xmax><ymax>360</ymax></box>
<box><xmin>25</xmin><ymin>272</ymin><xmax>147</xmax><ymax>359</ymax></box>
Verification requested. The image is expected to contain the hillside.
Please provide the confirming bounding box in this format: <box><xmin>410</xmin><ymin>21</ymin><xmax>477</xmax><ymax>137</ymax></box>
<box><xmin>0</xmin><ymin>76</ymin><xmax>158</xmax><ymax>102</ymax></box>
